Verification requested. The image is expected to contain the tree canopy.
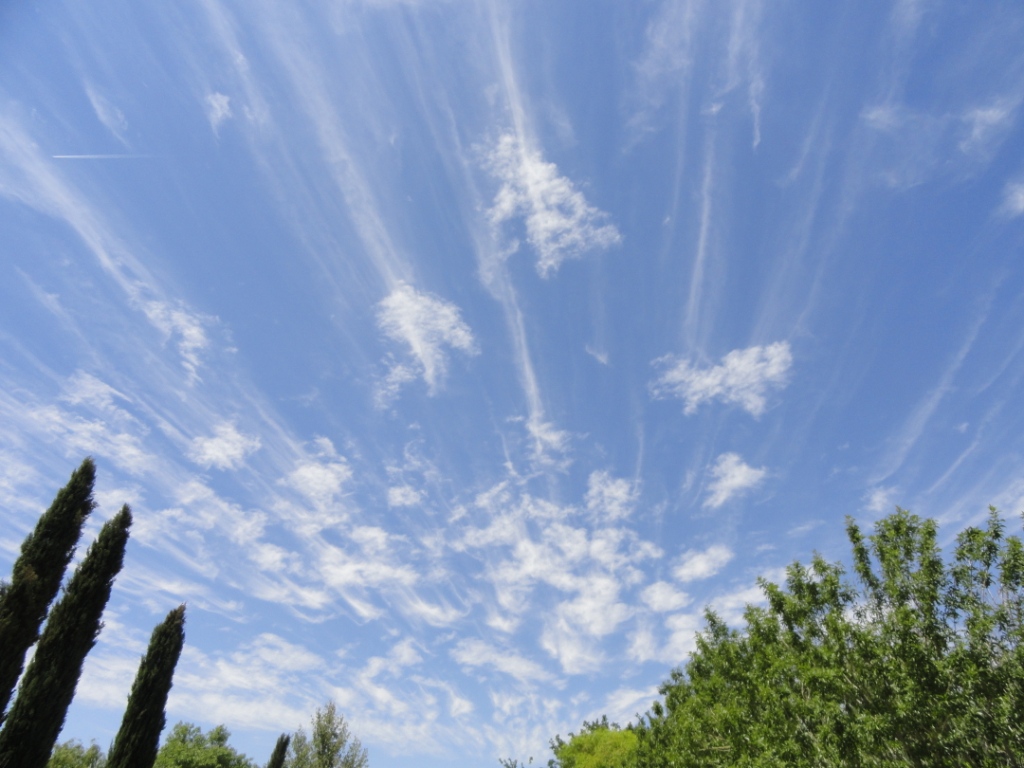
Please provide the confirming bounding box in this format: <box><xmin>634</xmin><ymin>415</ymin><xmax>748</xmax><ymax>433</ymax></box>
<box><xmin>0</xmin><ymin>457</ymin><xmax>96</xmax><ymax>718</ymax></box>
<box><xmin>46</xmin><ymin>741</ymin><xmax>106</xmax><ymax>768</ymax></box>
<box><xmin>628</xmin><ymin>507</ymin><xmax>1024</xmax><ymax>767</ymax></box>
<box><xmin>286</xmin><ymin>701</ymin><xmax>367</xmax><ymax>768</ymax></box>
<box><xmin>549</xmin><ymin>718</ymin><xmax>637</xmax><ymax>768</ymax></box>
<box><xmin>153</xmin><ymin>723</ymin><xmax>256</xmax><ymax>768</ymax></box>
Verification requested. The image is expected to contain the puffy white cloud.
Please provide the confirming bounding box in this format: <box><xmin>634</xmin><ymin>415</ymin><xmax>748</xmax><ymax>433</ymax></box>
<box><xmin>673</xmin><ymin>543</ymin><xmax>734</xmax><ymax>582</ymax></box>
<box><xmin>187</xmin><ymin>421</ymin><xmax>261</xmax><ymax>470</ymax></box>
<box><xmin>540</xmin><ymin>618</ymin><xmax>604</xmax><ymax>675</ymax></box>
<box><xmin>376</xmin><ymin>283</ymin><xmax>478</xmax><ymax>400</ymax></box>
<box><xmin>651</xmin><ymin>342</ymin><xmax>792</xmax><ymax>417</ymax></box>
<box><xmin>704</xmin><ymin>453</ymin><xmax>766</xmax><ymax>508</ymax></box>
<box><xmin>388</xmin><ymin>485</ymin><xmax>422</xmax><ymax>507</ymax></box>
<box><xmin>640</xmin><ymin>581</ymin><xmax>691</xmax><ymax>612</ymax></box>
<box><xmin>709</xmin><ymin>579</ymin><xmax>775</xmax><ymax>626</ymax></box>
<box><xmin>486</xmin><ymin>134</ymin><xmax>621</xmax><ymax>277</ymax></box>
<box><xmin>662</xmin><ymin>612</ymin><xmax>703</xmax><ymax>659</ymax></box>
<box><xmin>286</xmin><ymin>441</ymin><xmax>353</xmax><ymax>512</ymax></box>
<box><xmin>864</xmin><ymin>484</ymin><xmax>899</xmax><ymax>514</ymax></box>
<box><xmin>585</xmin><ymin>470</ymin><xmax>638</xmax><ymax>521</ymax></box>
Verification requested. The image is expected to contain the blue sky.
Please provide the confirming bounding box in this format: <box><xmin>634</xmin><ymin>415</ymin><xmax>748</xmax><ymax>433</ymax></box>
<box><xmin>2</xmin><ymin>0</ymin><xmax>1024</xmax><ymax>765</ymax></box>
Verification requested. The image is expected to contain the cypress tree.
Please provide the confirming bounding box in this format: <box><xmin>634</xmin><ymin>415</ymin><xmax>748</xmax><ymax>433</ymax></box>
<box><xmin>267</xmin><ymin>734</ymin><xmax>291</xmax><ymax>768</ymax></box>
<box><xmin>0</xmin><ymin>458</ymin><xmax>96</xmax><ymax>717</ymax></box>
<box><xmin>0</xmin><ymin>504</ymin><xmax>132</xmax><ymax>768</ymax></box>
<box><xmin>107</xmin><ymin>604</ymin><xmax>186</xmax><ymax>768</ymax></box>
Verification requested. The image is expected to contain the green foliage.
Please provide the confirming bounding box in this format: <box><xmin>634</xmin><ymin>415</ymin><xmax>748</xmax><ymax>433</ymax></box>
<box><xmin>47</xmin><ymin>740</ymin><xmax>107</xmax><ymax>768</ymax></box>
<box><xmin>0</xmin><ymin>458</ymin><xmax>96</xmax><ymax>718</ymax></box>
<box><xmin>286</xmin><ymin>701</ymin><xmax>367</xmax><ymax>768</ymax></box>
<box><xmin>633</xmin><ymin>508</ymin><xmax>1024</xmax><ymax>768</ymax></box>
<box><xmin>550</xmin><ymin>718</ymin><xmax>637</xmax><ymax>768</ymax></box>
<box><xmin>154</xmin><ymin>723</ymin><xmax>256</xmax><ymax>768</ymax></box>
<box><xmin>108</xmin><ymin>604</ymin><xmax>187</xmax><ymax>768</ymax></box>
<box><xmin>0</xmin><ymin>505</ymin><xmax>132</xmax><ymax>768</ymax></box>
<box><xmin>266</xmin><ymin>735</ymin><xmax>290</xmax><ymax>768</ymax></box>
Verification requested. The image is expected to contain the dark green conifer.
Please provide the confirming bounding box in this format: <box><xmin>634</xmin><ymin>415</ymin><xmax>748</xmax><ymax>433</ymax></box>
<box><xmin>0</xmin><ymin>504</ymin><xmax>132</xmax><ymax>768</ymax></box>
<box><xmin>0</xmin><ymin>458</ymin><xmax>96</xmax><ymax>717</ymax></box>
<box><xmin>266</xmin><ymin>734</ymin><xmax>291</xmax><ymax>768</ymax></box>
<box><xmin>106</xmin><ymin>604</ymin><xmax>186</xmax><ymax>768</ymax></box>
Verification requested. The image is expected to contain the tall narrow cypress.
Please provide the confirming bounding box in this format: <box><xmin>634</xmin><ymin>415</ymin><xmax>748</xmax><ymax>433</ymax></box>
<box><xmin>0</xmin><ymin>458</ymin><xmax>96</xmax><ymax>717</ymax></box>
<box><xmin>106</xmin><ymin>604</ymin><xmax>186</xmax><ymax>768</ymax></box>
<box><xmin>0</xmin><ymin>504</ymin><xmax>132</xmax><ymax>768</ymax></box>
<box><xmin>267</xmin><ymin>733</ymin><xmax>291</xmax><ymax>768</ymax></box>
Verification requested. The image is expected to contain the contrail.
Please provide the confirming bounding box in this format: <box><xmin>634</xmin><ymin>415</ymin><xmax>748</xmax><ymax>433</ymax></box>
<box><xmin>51</xmin><ymin>154</ymin><xmax>152</xmax><ymax>159</ymax></box>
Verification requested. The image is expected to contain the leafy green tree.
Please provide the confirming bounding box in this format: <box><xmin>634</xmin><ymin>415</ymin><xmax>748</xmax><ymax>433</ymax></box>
<box><xmin>266</xmin><ymin>735</ymin><xmax>290</xmax><ymax>768</ymax></box>
<box><xmin>47</xmin><ymin>741</ymin><xmax>107</xmax><ymax>768</ymax></box>
<box><xmin>154</xmin><ymin>723</ymin><xmax>256</xmax><ymax>768</ymax></box>
<box><xmin>0</xmin><ymin>505</ymin><xmax>132</xmax><ymax>768</ymax></box>
<box><xmin>0</xmin><ymin>458</ymin><xmax>96</xmax><ymax>718</ymax></box>
<box><xmin>286</xmin><ymin>701</ymin><xmax>367</xmax><ymax>768</ymax></box>
<box><xmin>633</xmin><ymin>508</ymin><xmax>1024</xmax><ymax>768</ymax></box>
<box><xmin>549</xmin><ymin>718</ymin><xmax>636</xmax><ymax>768</ymax></box>
<box><xmin>107</xmin><ymin>604</ymin><xmax>187</xmax><ymax>768</ymax></box>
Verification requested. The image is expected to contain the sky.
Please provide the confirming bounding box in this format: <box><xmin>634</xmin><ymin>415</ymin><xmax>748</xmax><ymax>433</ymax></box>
<box><xmin>2</xmin><ymin>0</ymin><xmax>1024</xmax><ymax>765</ymax></box>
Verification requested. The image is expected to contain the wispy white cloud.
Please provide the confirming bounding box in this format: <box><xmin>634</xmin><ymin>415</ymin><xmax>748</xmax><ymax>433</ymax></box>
<box><xmin>376</xmin><ymin>283</ymin><xmax>478</xmax><ymax>401</ymax></box>
<box><xmin>673</xmin><ymin>543</ymin><xmax>734</xmax><ymax>582</ymax></box>
<box><xmin>205</xmin><ymin>92</ymin><xmax>233</xmax><ymax>133</ymax></box>
<box><xmin>871</xmin><ymin>307</ymin><xmax>987</xmax><ymax>484</ymax></box>
<box><xmin>651</xmin><ymin>342</ymin><xmax>792</xmax><ymax>417</ymax></box>
<box><xmin>61</xmin><ymin>371</ymin><xmax>130</xmax><ymax>413</ymax></box>
<box><xmin>168</xmin><ymin>635</ymin><xmax>317</xmax><ymax>730</ymax></box>
<box><xmin>584</xmin><ymin>344</ymin><xmax>609</xmax><ymax>365</ymax></box>
<box><xmin>0</xmin><ymin>113</ymin><xmax>217</xmax><ymax>384</ymax></box>
<box><xmin>23</xmin><ymin>404</ymin><xmax>154</xmax><ymax>476</ymax></box>
<box><xmin>704</xmin><ymin>453</ymin><xmax>766</xmax><ymax>509</ymax></box>
<box><xmin>600</xmin><ymin>686</ymin><xmax>659</xmax><ymax>728</ymax></box>
<box><xmin>187</xmin><ymin>421</ymin><xmax>261</xmax><ymax>470</ymax></box>
<box><xmin>585</xmin><ymin>470</ymin><xmax>638</xmax><ymax>522</ymax></box>
<box><xmin>1001</xmin><ymin>182</ymin><xmax>1024</xmax><ymax>217</ymax></box>
<box><xmin>723</xmin><ymin>0</ymin><xmax>766</xmax><ymax>148</ymax></box>
<box><xmin>861</xmin><ymin>93</ymin><xmax>1021</xmax><ymax>188</ymax></box>
<box><xmin>628</xmin><ymin>0</ymin><xmax>701</xmax><ymax>138</ymax></box>
<box><xmin>959</xmin><ymin>98</ymin><xmax>1019</xmax><ymax>155</ymax></box>
<box><xmin>451</xmin><ymin>638</ymin><xmax>555</xmax><ymax>684</ymax></box>
<box><xmin>485</xmin><ymin>134</ymin><xmax>620</xmax><ymax>277</ymax></box>
<box><xmin>143</xmin><ymin>301</ymin><xmax>211</xmax><ymax>384</ymax></box>
<box><xmin>84</xmin><ymin>82</ymin><xmax>129</xmax><ymax>145</ymax></box>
